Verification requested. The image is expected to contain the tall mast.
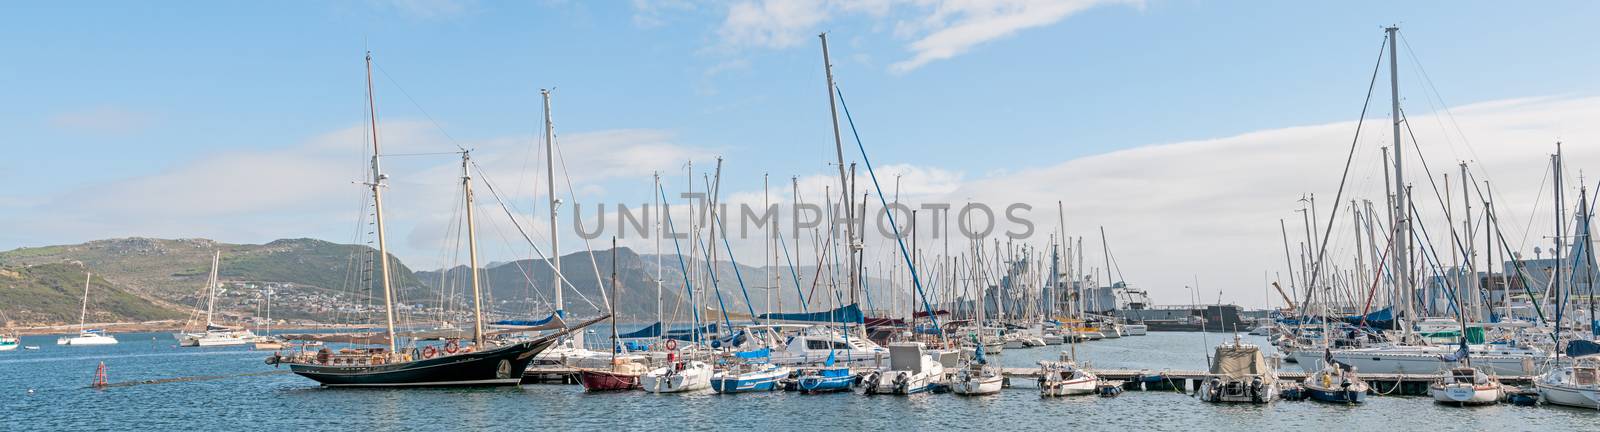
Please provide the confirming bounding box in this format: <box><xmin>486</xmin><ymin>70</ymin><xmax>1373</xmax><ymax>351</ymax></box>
<box><xmin>462</xmin><ymin>152</ymin><xmax>486</xmax><ymax>346</ymax></box>
<box><xmin>206</xmin><ymin>250</ymin><xmax>220</xmax><ymax>326</ymax></box>
<box><xmin>1385</xmin><ymin>26</ymin><xmax>1412</xmax><ymax>340</ymax></box>
<box><xmin>610</xmin><ymin>237</ymin><xmax>619</xmax><ymax>363</ymax></box>
<box><xmin>80</xmin><ymin>271</ymin><xmax>92</xmax><ymax>332</ymax></box>
<box><xmin>819</xmin><ymin>33</ymin><xmax>857</xmax><ymax>307</ymax></box>
<box><xmin>542</xmin><ymin>89</ymin><xmax>563</xmax><ymax>318</ymax></box>
<box><xmin>366</xmin><ymin>52</ymin><xmax>398</xmax><ymax>352</ymax></box>
<box><xmin>654</xmin><ymin>172</ymin><xmax>664</xmax><ymax>334</ymax></box>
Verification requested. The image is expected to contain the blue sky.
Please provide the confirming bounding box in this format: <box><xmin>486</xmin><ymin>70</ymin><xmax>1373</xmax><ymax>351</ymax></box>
<box><xmin>4</xmin><ymin>1</ymin><xmax>1598</xmax><ymax>306</ymax></box>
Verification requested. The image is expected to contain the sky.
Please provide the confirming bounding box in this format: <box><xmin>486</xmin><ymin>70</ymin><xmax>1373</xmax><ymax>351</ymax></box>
<box><xmin>3</xmin><ymin>1</ymin><xmax>1599</xmax><ymax>308</ymax></box>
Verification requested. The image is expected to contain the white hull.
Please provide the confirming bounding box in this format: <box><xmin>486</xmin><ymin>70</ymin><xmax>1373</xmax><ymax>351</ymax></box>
<box><xmin>1199</xmin><ymin>379</ymin><xmax>1277</xmax><ymax>403</ymax></box>
<box><xmin>641</xmin><ymin>362</ymin><xmax>712</xmax><ymax>393</ymax></box>
<box><xmin>57</xmin><ymin>334</ymin><xmax>119</xmax><ymax>346</ymax></box>
<box><xmin>951</xmin><ymin>366</ymin><xmax>1003</xmax><ymax>395</ymax></box>
<box><xmin>1123</xmin><ymin>324</ymin><xmax>1147</xmax><ymax>336</ymax></box>
<box><xmin>865</xmin><ymin>368</ymin><xmax>942</xmax><ymax>395</ymax></box>
<box><xmin>1537</xmin><ymin>383</ymin><xmax>1600</xmax><ymax>409</ymax></box>
<box><xmin>0</xmin><ymin>337</ymin><xmax>18</xmax><ymax>351</ymax></box>
<box><xmin>1301</xmin><ymin>347</ymin><xmax>1537</xmax><ymax>376</ymax></box>
<box><xmin>1040</xmin><ymin>377</ymin><xmax>1096</xmax><ymax>396</ymax></box>
<box><xmin>177</xmin><ymin>330</ymin><xmax>258</xmax><ymax>347</ymax></box>
<box><xmin>1429</xmin><ymin>383</ymin><xmax>1501</xmax><ymax>405</ymax></box>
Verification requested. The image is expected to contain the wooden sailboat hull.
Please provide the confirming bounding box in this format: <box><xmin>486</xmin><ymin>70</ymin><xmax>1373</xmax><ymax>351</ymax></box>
<box><xmin>285</xmin><ymin>338</ymin><xmax>554</xmax><ymax>387</ymax></box>
<box><xmin>579</xmin><ymin>369</ymin><xmax>641</xmax><ymax>391</ymax></box>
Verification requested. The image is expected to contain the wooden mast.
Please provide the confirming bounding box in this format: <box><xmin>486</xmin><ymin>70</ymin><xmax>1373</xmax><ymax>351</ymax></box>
<box><xmin>462</xmin><ymin>151</ymin><xmax>486</xmax><ymax>347</ymax></box>
<box><xmin>365</xmin><ymin>52</ymin><xmax>399</xmax><ymax>353</ymax></box>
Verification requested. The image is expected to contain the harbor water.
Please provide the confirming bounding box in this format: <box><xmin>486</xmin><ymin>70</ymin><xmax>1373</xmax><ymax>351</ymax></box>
<box><xmin>3</xmin><ymin>331</ymin><xmax>1596</xmax><ymax>430</ymax></box>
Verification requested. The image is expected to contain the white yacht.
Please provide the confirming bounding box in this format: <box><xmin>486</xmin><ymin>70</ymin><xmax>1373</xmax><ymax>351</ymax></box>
<box><xmin>58</xmin><ymin>329</ymin><xmax>119</xmax><ymax>346</ymax></box>
<box><xmin>58</xmin><ymin>271</ymin><xmax>118</xmax><ymax>347</ymax></box>
<box><xmin>862</xmin><ymin>342</ymin><xmax>945</xmax><ymax>395</ymax></box>
<box><xmin>767</xmin><ymin>326</ymin><xmax>889</xmax><ymax>367</ymax></box>
<box><xmin>1123</xmin><ymin>323</ymin><xmax>1148</xmax><ymax>336</ymax></box>
<box><xmin>1430</xmin><ymin>366</ymin><xmax>1503</xmax><ymax>406</ymax></box>
<box><xmin>641</xmin><ymin>359</ymin><xmax>712</xmax><ymax>393</ymax></box>
<box><xmin>1198</xmin><ymin>335</ymin><xmax>1276</xmax><ymax>404</ymax></box>
<box><xmin>1297</xmin><ymin>343</ymin><xmax>1542</xmax><ymax>376</ymax></box>
<box><xmin>1039</xmin><ymin>357</ymin><xmax>1097</xmax><ymax>397</ymax></box>
<box><xmin>176</xmin><ymin>251</ymin><xmax>256</xmax><ymax>347</ymax></box>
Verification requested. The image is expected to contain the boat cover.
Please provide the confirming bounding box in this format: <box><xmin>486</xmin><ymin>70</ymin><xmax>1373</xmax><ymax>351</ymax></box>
<box><xmin>1210</xmin><ymin>344</ymin><xmax>1273</xmax><ymax>383</ymax></box>
<box><xmin>759</xmin><ymin>304</ymin><xmax>864</xmax><ymax>324</ymax></box>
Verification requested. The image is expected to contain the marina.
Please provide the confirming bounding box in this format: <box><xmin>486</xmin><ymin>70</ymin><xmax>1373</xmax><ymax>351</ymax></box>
<box><xmin>5</xmin><ymin>2</ymin><xmax>1600</xmax><ymax>431</ymax></box>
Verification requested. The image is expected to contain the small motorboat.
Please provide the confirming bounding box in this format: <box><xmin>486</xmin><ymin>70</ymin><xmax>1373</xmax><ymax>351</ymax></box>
<box><xmin>1198</xmin><ymin>335</ymin><xmax>1277</xmax><ymax>404</ymax></box>
<box><xmin>1038</xmin><ymin>360</ymin><xmax>1097</xmax><ymax>397</ymax></box>
<box><xmin>1303</xmin><ymin>358</ymin><xmax>1369</xmax><ymax>404</ymax></box>
<box><xmin>794</xmin><ymin>367</ymin><xmax>854</xmax><ymax>393</ymax></box>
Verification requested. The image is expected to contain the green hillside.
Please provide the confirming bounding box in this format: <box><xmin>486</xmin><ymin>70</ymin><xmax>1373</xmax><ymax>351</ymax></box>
<box><xmin>0</xmin><ymin>263</ymin><xmax>183</xmax><ymax>324</ymax></box>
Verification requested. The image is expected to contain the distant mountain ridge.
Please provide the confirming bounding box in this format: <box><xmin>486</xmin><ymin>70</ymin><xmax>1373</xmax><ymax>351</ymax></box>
<box><xmin>0</xmin><ymin>237</ymin><xmax>897</xmax><ymax>326</ymax></box>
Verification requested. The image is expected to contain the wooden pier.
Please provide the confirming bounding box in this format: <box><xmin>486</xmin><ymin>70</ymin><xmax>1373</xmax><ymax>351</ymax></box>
<box><xmin>999</xmin><ymin>367</ymin><xmax>1534</xmax><ymax>396</ymax></box>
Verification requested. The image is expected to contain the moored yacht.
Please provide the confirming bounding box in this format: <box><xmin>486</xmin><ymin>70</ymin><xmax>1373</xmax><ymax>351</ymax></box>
<box><xmin>862</xmin><ymin>342</ymin><xmax>944</xmax><ymax>395</ymax></box>
<box><xmin>1198</xmin><ymin>335</ymin><xmax>1277</xmax><ymax>404</ymax></box>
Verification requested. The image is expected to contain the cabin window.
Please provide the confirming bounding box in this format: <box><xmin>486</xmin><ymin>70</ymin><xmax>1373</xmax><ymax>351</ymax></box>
<box><xmin>807</xmin><ymin>340</ymin><xmax>831</xmax><ymax>350</ymax></box>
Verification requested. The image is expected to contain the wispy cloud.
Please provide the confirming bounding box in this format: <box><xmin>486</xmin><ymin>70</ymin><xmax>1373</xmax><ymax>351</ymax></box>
<box><xmin>889</xmin><ymin>0</ymin><xmax>1134</xmax><ymax>73</ymax></box>
<box><xmin>700</xmin><ymin>0</ymin><xmax>1129</xmax><ymax>73</ymax></box>
<box><xmin>47</xmin><ymin>106</ymin><xmax>154</xmax><ymax>136</ymax></box>
<box><xmin>693</xmin><ymin>95</ymin><xmax>1600</xmax><ymax>307</ymax></box>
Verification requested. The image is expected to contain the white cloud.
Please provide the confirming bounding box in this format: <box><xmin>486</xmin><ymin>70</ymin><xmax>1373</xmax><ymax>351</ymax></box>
<box><xmin>688</xmin><ymin>95</ymin><xmax>1600</xmax><ymax>309</ymax></box>
<box><xmin>889</xmin><ymin>0</ymin><xmax>1134</xmax><ymax>73</ymax></box>
<box><xmin>702</xmin><ymin>0</ymin><xmax>1130</xmax><ymax>73</ymax></box>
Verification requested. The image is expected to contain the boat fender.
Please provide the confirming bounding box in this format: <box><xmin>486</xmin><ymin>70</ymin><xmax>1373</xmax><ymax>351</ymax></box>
<box><xmin>444</xmin><ymin>340</ymin><xmax>460</xmax><ymax>354</ymax></box>
<box><xmin>422</xmin><ymin>346</ymin><xmax>438</xmax><ymax>359</ymax></box>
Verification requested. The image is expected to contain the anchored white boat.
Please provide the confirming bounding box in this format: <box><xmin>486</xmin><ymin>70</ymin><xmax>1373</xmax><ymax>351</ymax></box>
<box><xmin>1123</xmin><ymin>323</ymin><xmax>1148</xmax><ymax>336</ymax></box>
<box><xmin>1039</xmin><ymin>359</ymin><xmax>1097</xmax><ymax>397</ymax></box>
<box><xmin>57</xmin><ymin>272</ymin><xmax>118</xmax><ymax>346</ymax></box>
<box><xmin>950</xmin><ymin>340</ymin><xmax>1002</xmax><ymax>396</ymax></box>
<box><xmin>862</xmin><ymin>342</ymin><xmax>944</xmax><ymax>395</ymax></box>
<box><xmin>1299</xmin><ymin>343</ymin><xmax>1541</xmax><ymax>376</ymax></box>
<box><xmin>176</xmin><ymin>251</ymin><xmax>257</xmax><ymax>347</ymax></box>
<box><xmin>763</xmin><ymin>326</ymin><xmax>888</xmax><ymax>367</ymax></box>
<box><xmin>1430</xmin><ymin>366</ymin><xmax>1503</xmax><ymax>406</ymax></box>
<box><xmin>1536</xmin><ymin>354</ymin><xmax>1600</xmax><ymax>409</ymax></box>
<box><xmin>641</xmin><ymin>359</ymin><xmax>712</xmax><ymax>393</ymax></box>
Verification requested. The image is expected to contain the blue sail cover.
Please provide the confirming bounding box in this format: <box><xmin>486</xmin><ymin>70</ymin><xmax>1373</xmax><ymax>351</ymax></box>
<box><xmin>759</xmin><ymin>303</ymin><xmax>864</xmax><ymax>324</ymax></box>
<box><xmin>735</xmin><ymin>348</ymin><xmax>771</xmax><ymax>359</ymax></box>
<box><xmin>491</xmin><ymin>314</ymin><xmax>557</xmax><ymax>327</ymax></box>
<box><xmin>616</xmin><ymin>322</ymin><xmax>662</xmax><ymax>339</ymax></box>
<box><xmin>1567</xmin><ymin>339</ymin><xmax>1600</xmax><ymax>358</ymax></box>
<box><xmin>1339</xmin><ymin>307</ymin><xmax>1396</xmax><ymax>329</ymax></box>
<box><xmin>663</xmin><ymin>324</ymin><xmax>720</xmax><ymax>342</ymax></box>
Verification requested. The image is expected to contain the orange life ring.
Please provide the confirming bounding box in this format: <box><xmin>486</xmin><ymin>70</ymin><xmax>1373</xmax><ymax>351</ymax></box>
<box><xmin>422</xmin><ymin>345</ymin><xmax>438</xmax><ymax>359</ymax></box>
<box><xmin>444</xmin><ymin>340</ymin><xmax>460</xmax><ymax>354</ymax></box>
<box><xmin>665</xmin><ymin>339</ymin><xmax>678</xmax><ymax>351</ymax></box>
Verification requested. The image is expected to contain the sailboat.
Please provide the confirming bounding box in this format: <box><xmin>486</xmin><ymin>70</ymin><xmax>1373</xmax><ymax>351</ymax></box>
<box><xmin>1428</xmin><ymin>339</ymin><xmax>1503</xmax><ymax>406</ymax></box>
<box><xmin>711</xmin><ymin>348</ymin><xmax>791</xmax><ymax>393</ymax></box>
<box><xmin>578</xmin><ymin>242</ymin><xmax>647</xmax><ymax>392</ymax></box>
<box><xmin>56</xmin><ymin>271</ymin><xmax>118</xmax><ymax>346</ymax></box>
<box><xmin>952</xmin><ymin>256</ymin><xmax>1002</xmax><ymax>396</ymax></box>
<box><xmin>177</xmin><ymin>251</ymin><xmax>257</xmax><ymax>347</ymax></box>
<box><xmin>1536</xmin><ymin>341</ymin><xmax>1600</xmax><ymax>409</ymax></box>
<box><xmin>0</xmin><ymin>308</ymin><xmax>19</xmax><ymax>351</ymax></box>
<box><xmin>1039</xmin><ymin>358</ymin><xmax>1097</xmax><ymax>397</ymax></box>
<box><xmin>266</xmin><ymin>55</ymin><xmax>602</xmax><ymax>387</ymax></box>
<box><xmin>1302</xmin><ymin>350</ymin><xmax>1369</xmax><ymax>404</ymax></box>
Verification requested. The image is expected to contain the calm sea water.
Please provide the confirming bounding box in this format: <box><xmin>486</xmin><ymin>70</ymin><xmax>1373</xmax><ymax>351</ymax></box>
<box><xmin>3</xmin><ymin>331</ymin><xmax>1597</xmax><ymax>431</ymax></box>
